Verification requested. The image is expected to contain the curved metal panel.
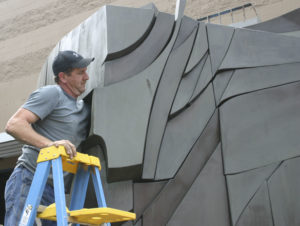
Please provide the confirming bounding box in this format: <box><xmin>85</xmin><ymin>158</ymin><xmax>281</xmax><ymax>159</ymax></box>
<box><xmin>103</xmin><ymin>12</ymin><xmax>174</xmax><ymax>86</ymax></box>
<box><xmin>184</xmin><ymin>22</ymin><xmax>208</xmax><ymax>74</ymax></box>
<box><xmin>105</xmin><ymin>5</ymin><xmax>155</xmax><ymax>60</ymax></box>
<box><xmin>142</xmin><ymin>21</ymin><xmax>197</xmax><ymax>179</ymax></box>
<box><xmin>170</xmin><ymin>52</ymin><xmax>207</xmax><ymax>115</ymax></box>
<box><xmin>156</xmin><ymin>84</ymin><xmax>215</xmax><ymax>180</ymax></box>
<box><xmin>206</xmin><ymin>23</ymin><xmax>234</xmax><ymax>75</ymax></box>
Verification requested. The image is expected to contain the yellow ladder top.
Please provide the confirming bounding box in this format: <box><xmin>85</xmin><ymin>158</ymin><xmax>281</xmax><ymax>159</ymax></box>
<box><xmin>37</xmin><ymin>145</ymin><xmax>101</xmax><ymax>173</ymax></box>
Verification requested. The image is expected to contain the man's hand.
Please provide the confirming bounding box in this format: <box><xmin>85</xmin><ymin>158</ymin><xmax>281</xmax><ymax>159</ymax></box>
<box><xmin>48</xmin><ymin>140</ymin><xmax>77</xmax><ymax>159</ymax></box>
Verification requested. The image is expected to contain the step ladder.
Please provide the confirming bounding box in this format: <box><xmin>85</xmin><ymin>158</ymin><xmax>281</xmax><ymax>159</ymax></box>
<box><xmin>19</xmin><ymin>145</ymin><xmax>136</xmax><ymax>226</ymax></box>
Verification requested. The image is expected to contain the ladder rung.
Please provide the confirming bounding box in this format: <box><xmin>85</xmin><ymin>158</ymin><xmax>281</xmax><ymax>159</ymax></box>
<box><xmin>37</xmin><ymin>204</ymin><xmax>136</xmax><ymax>224</ymax></box>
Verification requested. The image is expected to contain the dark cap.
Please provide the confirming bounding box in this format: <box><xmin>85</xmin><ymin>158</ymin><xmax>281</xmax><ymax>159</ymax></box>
<box><xmin>52</xmin><ymin>50</ymin><xmax>94</xmax><ymax>76</ymax></box>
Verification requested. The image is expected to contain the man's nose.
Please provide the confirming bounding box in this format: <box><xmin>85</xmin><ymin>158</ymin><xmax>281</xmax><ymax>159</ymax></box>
<box><xmin>84</xmin><ymin>73</ymin><xmax>89</xmax><ymax>80</ymax></box>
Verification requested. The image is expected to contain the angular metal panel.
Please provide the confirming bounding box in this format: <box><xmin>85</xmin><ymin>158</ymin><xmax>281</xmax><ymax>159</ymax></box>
<box><xmin>103</xmin><ymin>12</ymin><xmax>174</xmax><ymax>86</ymax></box>
<box><xmin>206</xmin><ymin>23</ymin><xmax>234</xmax><ymax>75</ymax></box>
<box><xmin>92</xmin><ymin>9</ymin><xmax>187</xmax><ymax>181</ymax></box>
<box><xmin>172</xmin><ymin>16</ymin><xmax>198</xmax><ymax>50</ymax></box>
<box><xmin>184</xmin><ymin>22</ymin><xmax>208</xmax><ymax>73</ymax></box>
<box><xmin>105</xmin><ymin>5</ymin><xmax>155</xmax><ymax>60</ymax></box>
<box><xmin>142</xmin><ymin>111</ymin><xmax>219</xmax><ymax>226</ymax></box>
<box><xmin>236</xmin><ymin>181</ymin><xmax>273</xmax><ymax>226</ymax></box>
<box><xmin>268</xmin><ymin>157</ymin><xmax>300</xmax><ymax>226</ymax></box>
<box><xmin>142</xmin><ymin>27</ymin><xmax>197</xmax><ymax>179</ymax></box>
<box><xmin>189</xmin><ymin>54</ymin><xmax>213</xmax><ymax>102</ymax></box>
<box><xmin>91</xmin><ymin>63</ymin><xmax>161</xmax><ymax>181</ymax></box>
<box><xmin>134</xmin><ymin>181</ymin><xmax>167</xmax><ymax>220</ymax></box>
<box><xmin>221</xmin><ymin>63</ymin><xmax>300</xmax><ymax>103</ymax></box>
<box><xmin>220</xmin><ymin>81</ymin><xmax>300</xmax><ymax>174</ymax></box>
<box><xmin>170</xmin><ymin>53</ymin><xmax>207</xmax><ymax>115</ymax></box>
<box><xmin>220</xmin><ymin>28</ymin><xmax>300</xmax><ymax>70</ymax></box>
<box><xmin>247</xmin><ymin>8</ymin><xmax>300</xmax><ymax>33</ymax></box>
<box><xmin>226</xmin><ymin>163</ymin><xmax>278</xmax><ymax>225</ymax></box>
<box><xmin>167</xmin><ymin>144</ymin><xmax>230</xmax><ymax>226</ymax></box>
<box><xmin>213</xmin><ymin>70</ymin><xmax>234</xmax><ymax>105</ymax></box>
<box><xmin>155</xmin><ymin>84</ymin><xmax>215</xmax><ymax>180</ymax></box>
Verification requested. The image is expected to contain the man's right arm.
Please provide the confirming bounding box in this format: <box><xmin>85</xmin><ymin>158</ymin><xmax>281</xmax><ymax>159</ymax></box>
<box><xmin>5</xmin><ymin>108</ymin><xmax>77</xmax><ymax>158</ymax></box>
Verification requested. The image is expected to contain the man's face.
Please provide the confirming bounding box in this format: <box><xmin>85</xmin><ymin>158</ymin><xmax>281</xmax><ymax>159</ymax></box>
<box><xmin>64</xmin><ymin>67</ymin><xmax>89</xmax><ymax>98</ymax></box>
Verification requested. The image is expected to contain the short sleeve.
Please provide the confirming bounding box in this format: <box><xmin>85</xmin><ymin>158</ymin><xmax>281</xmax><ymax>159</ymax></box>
<box><xmin>22</xmin><ymin>86</ymin><xmax>59</xmax><ymax>120</ymax></box>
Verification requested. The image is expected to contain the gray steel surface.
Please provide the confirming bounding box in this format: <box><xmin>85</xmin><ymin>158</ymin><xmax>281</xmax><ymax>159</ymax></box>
<box><xmin>32</xmin><ymin>3</ymin><xmax>300</xmax><ymax>225</ymax></box>
<box><xmin>236</xmin><ymin>182</ymin><xmax>273</xmax><ymax>226</ymax></box>
<box><xmin>220</xmin><ymin>28</ymin><xmax>300</xmax><ymax>70</ymax></box>
<box><xmin>220</xmin><ymin>81</ymin><xmax>300</xmax><ymax>174</ymax></box>
<box><xmin>103</xmin><ymin>12</ymin><xmax>174</xmax><ymax>85</ymax></box>
<box><xmin>133</xmin><ymin>181</ymin><xmax>167</xmax><ymax>220</ymax></box>
<box><xmin>155</xmin><ymin>84</ymin><xmax>215</xmax><ymax>180</ymax></box>
<box><xmin>142</xmin><ymin>21</ymin><xmax>197</xmax><ymax>179</ymax></box>
<box><xmin>105</xmin><ymin>5</ymin><xmax>155</xmax><ymax>60</ymax></box>
<box><xmin>172</xmin><ymin>16</ymin><xmax>197</xmax><ymax>50</ymax></box>
<box><xmin>142</xmin><ymin>111</ymin><xmax>219</xmax><ymax>226</ymax></box>
<box><xmin>189</xmin><ymin>54</ymin><xmax>213</xmax><ymax>102</ymax></box>
<box><xmin>221</xmin><ymin>63</ymin><xmax>300</xmax><ymax>103</ymax></box>
<box><xmin>170</xmin><ymin>52</ymin><xmax>207</xmax><ymax>115</ymax></box>
<box><xmin>83</xmin><ymin>145</ymin><xmax>133</xmax><ymax>211</ymax></box>
<box><xmin>213</xmin><ymin>70</ymin><xmax>234</xmax><ymax>105</ymax></box>
<box><xmin>247</xmin><ymin>8</ymin><xmax>300</xmax><ymax>33</ymax></box>
<box><xmin>184</xmin><ymin>22</ymin><xmax>208</xmax><ymax>73</ymax></box>
<box><xmin>206</xmin><ymin>23</ymin><xmax>234</xmax><ymax>75</ymax></box>
<box><xmin>226</xmin><ymin>163</ymin><xmax>278</xmax><ymax>225</ymax></box>
<box><xmin>268</xmin><ymin>157</ymin><xmax>300</xmax><ymax>226</ymax></box>
<box><xmin>167</xmin><ymin>144</ymin><xmax>230</xmax><ymax>226</ymax></box>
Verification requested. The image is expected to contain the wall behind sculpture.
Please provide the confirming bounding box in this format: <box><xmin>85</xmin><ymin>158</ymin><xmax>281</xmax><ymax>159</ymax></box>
<box><xmin>0</xmin><ymin>0</ymin><xmax>299</xmax><ymax>131</ymax></box>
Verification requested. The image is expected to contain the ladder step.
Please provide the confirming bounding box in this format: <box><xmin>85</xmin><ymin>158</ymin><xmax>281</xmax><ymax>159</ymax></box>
<box><xmin>37</xmin><ymin>204</ymin><xmax>136</xmax><ymax>225</ymax></box>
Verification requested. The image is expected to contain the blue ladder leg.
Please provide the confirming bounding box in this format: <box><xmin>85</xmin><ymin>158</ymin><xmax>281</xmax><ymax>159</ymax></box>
<box><xmin>69</xmin><ymin>164</ymin><xmax>90</xmax><ymax>210</ymax></box>
<box><xmin>91</xmin><ymin>166</ymin><xmax>111</xmax><ymax>226</ymax></box>
<box><xmin>19</xmin><ymin>161</ymin><xmax>51</xmax><ymax>226</ymax></box>
<box><xmin>52</xmin><ymin>157</ymin><xmax>68</xmax><ymax>226</ymax></box>
<box><xmin>69</xmin><ymin>164</ymin><xmax>91</xmax><ymax>226</ymax></box>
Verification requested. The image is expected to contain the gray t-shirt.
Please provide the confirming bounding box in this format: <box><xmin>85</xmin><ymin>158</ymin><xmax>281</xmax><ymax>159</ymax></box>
<box><xmin>16</xmin><ymin>85</ymin><xmax>90</xmax><ymax>175</ymax></box>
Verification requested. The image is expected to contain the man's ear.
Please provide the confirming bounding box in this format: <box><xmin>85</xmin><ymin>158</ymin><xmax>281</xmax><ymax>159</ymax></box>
<box><xmin>58</xmin><ymin>72</ymin><xmax>66</xmax><ymax>83</ymax></box>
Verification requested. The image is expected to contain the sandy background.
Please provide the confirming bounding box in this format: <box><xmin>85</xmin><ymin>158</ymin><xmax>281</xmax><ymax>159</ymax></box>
<box><xmin>0</xmin><ymin>0</ymin><xmax>299</xmax><ymax>131</ymax></box>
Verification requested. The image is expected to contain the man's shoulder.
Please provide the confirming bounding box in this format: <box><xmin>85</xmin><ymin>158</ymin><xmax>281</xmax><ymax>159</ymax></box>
<box><xmin>33</xmin><ymin>85</ymin><xmax>61</xmax><ymax>98</ymax></box>
<box><xmin>36</xmin><ymin>85</ymin><xmax>60</xmax><ymax>93</ymax></box>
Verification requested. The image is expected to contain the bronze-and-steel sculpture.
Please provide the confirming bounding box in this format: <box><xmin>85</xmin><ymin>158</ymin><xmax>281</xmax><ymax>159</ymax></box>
<box><xmin>38</xmin><ymin>1</ymin><xmax>300</xmax><ymax>225</ymax></box>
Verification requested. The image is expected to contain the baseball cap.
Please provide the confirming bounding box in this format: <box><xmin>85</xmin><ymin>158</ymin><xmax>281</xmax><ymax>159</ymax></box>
<box><xmin>52</xmin><ymin>50</ymin><xmax>94</xmax><ymax>76</ymax></box>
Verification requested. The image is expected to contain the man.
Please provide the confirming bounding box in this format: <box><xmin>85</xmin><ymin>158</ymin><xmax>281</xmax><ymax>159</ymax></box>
<box><xmin>4</xmin><ymin>50</ymin><xmax>94</xmax><ymax>226</ymax></box>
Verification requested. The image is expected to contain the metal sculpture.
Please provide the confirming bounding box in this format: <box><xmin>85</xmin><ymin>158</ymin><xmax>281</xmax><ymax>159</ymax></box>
<box><xmin>38</xmin><ymin>1</ymin><xmax>300</xmax><ymax>225</ymax></box>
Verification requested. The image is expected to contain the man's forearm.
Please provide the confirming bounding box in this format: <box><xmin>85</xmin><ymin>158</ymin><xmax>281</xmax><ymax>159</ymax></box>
<box><xmin>5</xmin><ymin>117</ymin><xmax>52</xmax><ymax>149</ymax></box>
